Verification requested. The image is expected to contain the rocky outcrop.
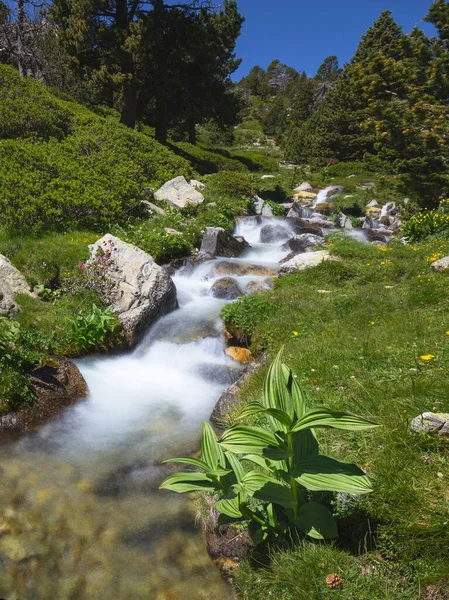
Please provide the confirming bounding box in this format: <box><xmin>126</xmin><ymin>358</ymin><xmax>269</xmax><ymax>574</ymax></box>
<box><xmin>0</xmin><ymin>254</ymin><xmax>31</xmax><ymax>317</ymax></box>
<box><xmin>154</xmin><ymin>176</ymin><xmax>204</xmax><ymax>209</ymax></box>
<box><xmin>260</xmin><ymin>223</ymin><xmax>292</xmax><ymax>243</ymax></box>
<box><xmin>245</xmin><ymin>279</ymin><xmax>274</xmax><ymax>294</ymax></box>
<box><xmin>225</xmin><ymin>347</ymin><xmax>253</xmax><ymax>364</ymax></box>
<box><xmin>292</xmin><ymin>190</ymin><xmax>317</xmax><ymax>205</ymax></box>
<box><xmin>336</xmin><ymin>212</ymin><xmax>353</xmax><ymax>229</ymax></box>
<box><xmin>0</xmin><ymin>357</ymin><xmax>88</xmax><ymax>435</ymax></box>
<box><xmin>195</xmin><ymin>227</ymin><xmax>249</xmax><ymax>263</ymax></box>
<box><xmin>141</xmin><ymin>201</ymin><xmax>167</xmax><ymax>217</ymax></box>
<box><xmin>210</xmin><ymin>278</ymin><xmax>242</xmax><ymax>300</ymax></box>
<box><xmin>251</xmin><ymin>195</ymin><xmax>273</xmax><ymax>217</ymax></box>
<box><xmin>279</xmin><ymin>250</ymin><xmax>334</xmax><ymax>276</ymax></box>
<box><xmin>189</xmin><ymin>179</ymin><xmax>206</xmax><ymax>191</ymax></box>
<box><xmin>287</xmin><ymin>233</ymin><xmax>324</xmax><ymax>254</ymax></box>
<box><xmin>293</xmin><ymin>182</ymin><xmax>314</xmax><ymax>193</ymax></box>
<box><xmin>431</xmin><ymin>255</ymin><xmax>449</xmax><ymax>271</ymax></box>
<box><xmin>410</xmin><ymin>412</ymin><xmax>449</xmax><ymax>436</ymax></box>
<box><xmin>324</xmin><ymin>185</ymin><xmax>343</xmax><ymax>199</ymax></box>
<box><xmin>88</xmin><ymin>235</ymin><xmax>177</xmax><ymax>347</ymax></box>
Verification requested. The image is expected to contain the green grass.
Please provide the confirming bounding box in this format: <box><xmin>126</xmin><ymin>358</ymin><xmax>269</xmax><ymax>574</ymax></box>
<box><xmin>223</xmin><ymin>234</ymin><xmax>449</xmax><ymax>597</ymax></box>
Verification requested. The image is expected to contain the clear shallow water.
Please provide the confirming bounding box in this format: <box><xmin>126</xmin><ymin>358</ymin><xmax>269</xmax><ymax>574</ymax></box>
<box><xmin>0</xmin><ymin>218</ymin><xmax>292</xmax><ymax>600</ymax></box>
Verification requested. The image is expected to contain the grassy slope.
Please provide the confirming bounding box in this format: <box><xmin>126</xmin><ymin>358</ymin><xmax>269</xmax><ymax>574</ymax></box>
<box><xmin>223</xmin><ymin>235</ymin><xmax>449</xmax><ymax>598</ymax></box>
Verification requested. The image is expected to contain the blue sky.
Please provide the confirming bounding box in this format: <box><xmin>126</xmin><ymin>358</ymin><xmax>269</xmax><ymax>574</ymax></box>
<box><xmin>232</xmin><ymin>0</ymin><xmax>436</xmax><ymax>80</ymax></box>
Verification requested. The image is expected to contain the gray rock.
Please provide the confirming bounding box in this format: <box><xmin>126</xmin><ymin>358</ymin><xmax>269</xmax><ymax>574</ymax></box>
<box><xmin>141</xmin><ymin>200</ymin><xmax>166</xmax><ymax>217</ymax></box>
<box><xmin>279</xmin><ymin>250</ymin><xmax>333</xmax><ymax>276</ymax></box>
<box><xmin>287</xmin><ymin>203</ymin><xmax>314</xmax><ymax>219</ymax></box>
<box><xmin>260</xmin><ymin>223</ymin><xmax>292</xmax><ymax>243</ymax></box>
<box><xmin>154</xmin><ymin>176</ymin><xmax>204</xmax><ymax>209</ymax></box>
<box><xmin>210</xmin><ymin>277</ymin><xmax>242</xmax><ymax>300</ymax></box>
<box><xmin>337</xmin><ymin>212</ymin><xmax>353</xmax><ymax>229</ymax></box>
<box><xmin>294</xmin><ymin>182</ymin><xmax>314</xmax><ymax>192</ymax></box>
<box><xmin>261</xmin><ymin>203</ymin><xmax>274</xmax><ymax>217</ymax></box>
<box><xmin>0</xmin><ymin>254</ymin><xmax>31</xmax><ymax>317</ymax></box>
<box><xmin>251</xmin><ymin>195</ymin><xmax>265</xmax><ymax>215</ymax></box>
<box><xmin>189</xmin><ymin>179</ymin><xmax>206</xmax><ymax>191</ymax></box>
<box><xmin>410</xmin><ymin>412</ymin><xmax>449</xmax><ymax>436</ymax></box>
<box><xmin>288</xmin><ymin>233</ymin><xmax>324</xmax><ymax>254</ymax></box>
<box><xmin>325</xmin><ymin>185</ymin><xmax>343</xmax><ymax>199</ymax></box>
<box><xmin>431</xmin><ymin>255</ymin><xmax>449</xmax><ymax>272</ymax></box>
<box><xmin>195</xmin><ymin>227</ymin><xmax>249</xmax><ymax>263</ymax></box>
<box><xmin>245</xmin><ymin>279</ymin><xmax>274</xmax><ymax>294</ymax></box>
<box><xmin>210</xmin><ymin>361</ymin><xmax>262</xmax><ymax>428</ymax></box>
<box><xmin>366</xmin><ymin>200</ymin><xmax>380</xmax><ymax>208</ymax></box>
<box><xmin>261</xmin><ymin>175</ymin><xmax>275</xmax><ymax>179</ymax></box>
<box><xmin>88</xmin><ymin>235</ymin><xmax>177</xmax><ymax>347</ymax></box>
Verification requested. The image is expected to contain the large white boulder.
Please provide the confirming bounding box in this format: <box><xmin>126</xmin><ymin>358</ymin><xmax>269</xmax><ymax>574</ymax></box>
<box><xmin>88</xmin><ymin>235</ymin><xmax>177</xmax><ymax>347</ymax></box>
<box><xmin>0</xmin><ymin>254</ymin><xmax>31</xmax><ymax>317</ymax></box>
<box><xmin>154</xmin><ymin>176</ymin><xmax>204</xmax><ymax>209</ymax></box>
<box><xmin>279</xmin><ymin>250</ymin><xmax>333</xmax><ymax>276</ymax></box>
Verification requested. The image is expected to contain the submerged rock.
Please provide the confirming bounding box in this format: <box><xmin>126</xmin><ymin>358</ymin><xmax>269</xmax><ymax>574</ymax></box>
<box><xmin>279</xmin><ymin>250</ymin><xmax>334</xmax><ymax>276</ymax></box>
<box><xmin>260</xmin><ymin>223</ymin><xmax>292</xmax><ymax>243</ymax></box>
<box><xmin>207</xmin><ymin>261</ymin><xmax>278</xmax><ymax>278</ymax></box>
<box><xmin>210</xmin><ymin>277</ymin><xmax>242</xmax><ymax>300</ymax></box>
<box><xmin>88</xmin><ymin>235</ymin><xmax>177</xmax><ymax>347</ymax></box>
<box><xmin>0</xmin><ymin>254</ymin><xmax>32</xmax><ymax>317</ymax></box>
<box><xmin>154</xmin><ymin>175</ymin><xmax>204</xmax><ymax>209</ymax></box>
<box><xmin>410</xmin><ymin>412</ymin><xmax>449</xmax><ymax>436</ymax></box>
<box><xmin>0</xmin><ymin>357</ymin><xmax>88</xmax><ymax>435</ymax></box>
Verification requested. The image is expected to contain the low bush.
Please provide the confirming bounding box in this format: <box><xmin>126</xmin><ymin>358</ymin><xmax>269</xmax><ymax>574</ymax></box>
<box><xmin>206</xmin><ymin>170</ymin><xmax>257</xmax><ymax>199</ymax></box>
<box><xmin>168</xmin><ymin>141</ymin><xmax>248</xmax><ymax>174</ymax></box>
<box><xmin>402</xmin><ymin>199</ymin><xmax>449</xmax><ymax>242</ymax></box>
<box><xmin>69</xmin><ymin>304</ymin><xmax>117</xmax><ymax>352</ymax></box>
<box><xmin>221</xmin><ymin>294</ymin><xmax>277</xmax><ymax>347</ymax></box>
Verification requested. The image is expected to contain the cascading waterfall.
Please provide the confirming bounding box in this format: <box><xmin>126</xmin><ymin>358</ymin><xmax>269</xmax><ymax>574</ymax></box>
<box><xmin>0</xmin><ymin>216</ymin><xmax>295</xmax><ymax>600</ymax></box>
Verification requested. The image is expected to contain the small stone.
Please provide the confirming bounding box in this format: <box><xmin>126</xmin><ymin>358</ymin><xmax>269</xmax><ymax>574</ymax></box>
<box><xmin>431</xmin><ymin>256</ymin><xmax>449</xmax><ymax>272</ymax></box>
<box><xmin>225</xmin><ymin>347</ymin><xmax>254</xmax><ymax>364</ymax></box>
<box><xmin>410</xmin><ymin>412</ymin><xmax>449</xmax><ymax>436</ymax></box>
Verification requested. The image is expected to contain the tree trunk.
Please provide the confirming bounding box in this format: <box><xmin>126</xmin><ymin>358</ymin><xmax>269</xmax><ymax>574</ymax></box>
<box><xmin>155</xmin><ymin>95</ymin><xmax>168</xmax><ymax>143</ymax></box>
<box><xmin>116</xmin><ymin>0</ymin><xmax>136</xmax><ymax>128</ymax></box>
<box><xmin>187</xmin><ymin>120</ymin><xmax>196</xmax><ymax>145</ymax></box>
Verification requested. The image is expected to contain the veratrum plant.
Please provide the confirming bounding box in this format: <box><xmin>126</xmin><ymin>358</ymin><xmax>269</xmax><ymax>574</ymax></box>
<box><xmin>160</xmin><ymin>348</ymin><xmax>378</xmax><ymax>544</ymax></box>
<box><xmin>70</xmin><ymin>304</ymin><xmax>116</xmax><ymax>351</ymax></box>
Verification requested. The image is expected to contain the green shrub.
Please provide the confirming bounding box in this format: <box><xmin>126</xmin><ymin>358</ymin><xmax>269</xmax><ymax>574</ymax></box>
<box><xmin>0</xmin><ymin>69</ymin><xmax>195</xmax><ymax>233</ymax></box>
<box><xmin>206</xmin><ymin>170</ymin><xmax>257</xmax><ymax>199</ymax></box>
<box><xmin>221</xmin><ymin>294</ymin><xmax>277</xmax><ymax>346</ymax></box>
<box><xmin>0</xmin><ymin>65</ymin><xmax>72</xmax><ymax>140</ymax></box>
<box><xmin>402</xmin><ymin>199</ymin><xmax>449</xmax><ymax>242</ymax></box>
<box><xmin>169</xmin><ymin>141</ymin><xmax>248</xmax><ymax>174</ymax></box>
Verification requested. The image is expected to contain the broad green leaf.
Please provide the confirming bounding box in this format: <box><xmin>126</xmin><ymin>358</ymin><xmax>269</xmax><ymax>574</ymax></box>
<box><xmin>163</xmin><ymin>457</ymin><xmax>210</xmax><ymax>471</ymax></box>
<box><xmin>237</xmin><ymin>402</ymin><xmax>293</xmax><ymax>428</ymax></box>
<box><xmin>201</xmin><ymin>421</ymin><xmax>225</xmax><ymax>469</ymax></box>
<box><xmin>159</xmin><ymin>472</ymin><xmax>217</xmax><ymax>493</ymax></box>
<box><xmin>225</xmin><ymin>451</ymin><xmax>244</xmax><ymax>482</ymax></box>
<box><xmin>295</xmin><ymin>502</ymin><xmax>338</xmax><ymax>540</ymax></box>
<box><xmin>239</xmin><ymin>472</ymin><xmax>296</xmax><ymax>509</ymax></box>
<box><xmin>263</xmin><ymin>446</ymin><xmax>294</xmax><ymax>461</ymax></box>
<box><xmin>242</xmin><ymin>454</ymin><xmax>269</xmax><ymax>469</ymax></box>
<box><xmin>262</xmin><ymin>347</ymin><xmax>294</xmax><ymax>429</ymax></box>
<box><xmin>292</xmin><ymin>407</ymin><xmax>379</xmax><ymax>433</ymax></box>
<box><xmin>294</xmin><ymin>456</ymin><xmax>373</xmax><ymax>494</ymax></box>
<box><xmin>216</xmin><ymin>496</ymin><xmax>243</xmax><ymax>518</ymax></box>
<box><xmin>206</xmin><ymin>468</ymin><xmax>232</xmax><ymax>478</ymax></box>
<box><xmin>292</xmin><ymin>430</ymin><xmax>319</xmax><ymax>466</ymax></box>
<box><xmin>217</xmin><ymin>513</ymin><xmax>244</xmax><ymax>526</ymax></box>
<box><xmin>219</xmin><ymin>425</ymin><xmax>279</xmax><ymax>455</ymax></box>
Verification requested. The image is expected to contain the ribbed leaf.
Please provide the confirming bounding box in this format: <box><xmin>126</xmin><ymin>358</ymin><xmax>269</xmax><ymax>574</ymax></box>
<box><xmin>237</xmin><ymin>402</ymin><xmax>293</xmax><ymax>428</ymax></box>
<box><xmin>295</xmin><ymin>502</ymin><xmax>337</xmax><ymax>540</ymax></box>
<box><xmin>292</xmin><ymin>430</ymin><xmax>319</xmax><ymax>466</ymax></box>
<box><xmin>286</xmin><ymin>367</ymin><xmax>308</xmax><ymax>418</ymax></box>
<box><xmin>239</xmin><ymin>472</ymin><xmax>296</xmax><ymax>509</ymax></box>
<box><xmin>225</xmin><ymin>451</ymin><xmax>244</xmax><ymax>483</ymax></box>
<box><xmin>216</xmin><ymin>496</ymin><xmax>243</xmax><ymax>518</ymax></box>
<box><xmin>294</xmin><ymin>456</ymin><xmax>373</xmax><ymax>494</ymax></box>
<box><xmin>159</xmin><ymin>472</ymin><xmax>217</xmax><ymax>493</ymax></box>
<box><xmin>292</xmin><ymin>407</ymin><xmax>379</xmax><ymax>432</ymax></box>
<box><xmin>262</xmin><ymin>347</ymin><xmax>293</xmax><ymax>430</ymax></box>
<box><xmin>242</xmin><ymin>454</ymin><xmax>269</xmax><ymax>469</ymax></box>
<box><xmin>263</xmin><ymin>446</ymin><xmax>294</xmax><ymax>461</ymax></box>
<box><xmin>206</xmin><ymin>468</ymin><xmax>231</xmax><ymax>478</ymax></box>
<box><xmin>201</xmin><ymin>421</ymin><xmax>225</xmax><ymax>469</ymax></box>
<box><xmin>219</xmin><ymin>425</ymin><xmax>279</xmax><ymax>455</ymax></box>
<box><xmin>163</xmin><ymin>457</ymin><xmax>210</xmax><ymax>471</ymax></box>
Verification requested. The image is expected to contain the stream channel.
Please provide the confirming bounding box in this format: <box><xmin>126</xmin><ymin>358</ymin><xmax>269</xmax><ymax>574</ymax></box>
<box><xmin>0</xmin><ymin>216</ymin><xmax>297</xmax><ymax>599</ymax></box>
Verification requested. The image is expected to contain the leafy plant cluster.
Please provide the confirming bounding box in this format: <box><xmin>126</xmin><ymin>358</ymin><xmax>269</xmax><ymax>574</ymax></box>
<box><xmin>69</xmin><ymin>304</ymin><xmax>117</xmax><ymax>352</ymax></box>
<box><xmin>206</xmin><ymin>170</ymin><xmax>257</xmax><ymax>199</ymax></box>
<box><xmin>161</xmin><ymin>349</ymin><xmax>377</xmax><ymax>545</ymax></box>
<box><xmin>221</xmin><ymin>294</ymin><xmax>277</xmax><ymax>347</ymax></box>
<box><xmin>170</xmin><ymin>141</ymin><xmax>249</xmax><ymax>174</ymax></box>
<box><xmin>0</xmin><ymin>318</ymin><xmax>51</xmax><ymax>411</ymax></box>
<box><xmin>402</xmin><ymin>199</ymin><xmax>449</xmax><ymax>242</ymax></box>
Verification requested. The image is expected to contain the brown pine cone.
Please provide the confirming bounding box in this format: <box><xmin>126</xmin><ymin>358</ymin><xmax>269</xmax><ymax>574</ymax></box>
<box><xmin>325</xmin><ymin>573</ymin><xmax>343</xmax><ymax>589</ymax></box>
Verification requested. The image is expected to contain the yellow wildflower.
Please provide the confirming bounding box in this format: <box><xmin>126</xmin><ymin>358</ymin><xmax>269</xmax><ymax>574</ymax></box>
<box><xmin>420</xmin><ymin>354</ymin><xmax>435</xmax><ymax>361</ymax></box>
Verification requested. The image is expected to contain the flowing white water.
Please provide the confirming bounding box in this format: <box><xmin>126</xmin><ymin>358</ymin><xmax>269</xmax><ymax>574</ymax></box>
<box><xmin>312</xmin><ymin>185</ymin><xmax>339</xmax><ymax>207</ymax></box>
<box><xmin>0</xmin><ymin>216</ymin><xmax>293</xmax><ymax>600</ymax></box>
